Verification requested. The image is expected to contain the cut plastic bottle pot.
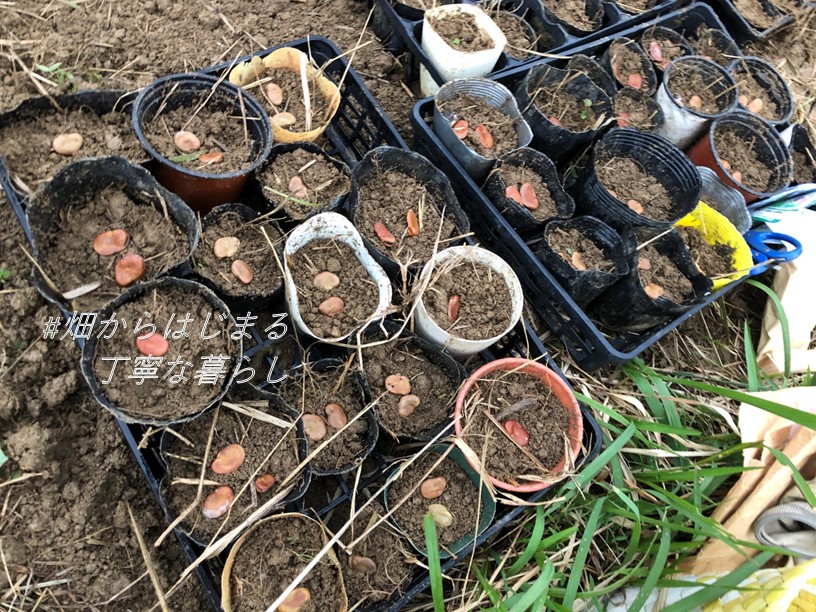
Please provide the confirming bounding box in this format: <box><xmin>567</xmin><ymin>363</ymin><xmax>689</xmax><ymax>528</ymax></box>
<box><xmin>697</xmin><ymin>166</ymin><xmax>751</xmax><ymax>234</ymax></box>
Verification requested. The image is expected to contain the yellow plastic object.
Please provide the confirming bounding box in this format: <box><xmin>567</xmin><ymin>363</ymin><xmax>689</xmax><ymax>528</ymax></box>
<box><xmin>675</xmin><ymin>201</ymin><xmax>753</xmax><ymax>291</ymax></box>
<box><xmin>229</xmin><ymin>47</ymin><xmax>341</xmax><ymax>144</ymax></box>
<box><xmin>703</xmin><ymin>558</ymin><xmax>816</xmax><ymax>612</ymax></box>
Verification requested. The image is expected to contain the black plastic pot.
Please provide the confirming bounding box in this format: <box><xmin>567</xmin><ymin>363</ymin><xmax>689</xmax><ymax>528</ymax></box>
<box><xmin>132</xmin><ymin>73</ymin><xmax>273</xmax><ymax>214</ymax></box>
<box><xmin>791</xmin><ymin>124</ymin><xmax>816</xmax><ymax>185</ymax></box>
<box><xmin>603</xmin><ymin>37</ymin><xmax>659</xmax><ymax>95</ymax></box>
<box><xmin>515</xmin><ymin>64</ymin><xmax>613</xmax><ymax>163</ymax></box>
<box><xmin>567</xmin><ymin>53</ymin><xmax>617</xmax><ymax>98</ymax></box>
<box><xmin>707</xmin><ymin>0</ymin><xmax>793</xmax><ymax>42</ymax></box>
<box><xmin>537</xmin><ymin>216</ymin><xmax>630</xmax><ymax>308</ymax></box>
<box><xmin>80</xmin><ymin>277</ymin><xmax>242</xmax><ymax>426</ymax></box>
<box><xmin>687</xmin><ymin>23</ymin><xmax>742</xmax><ymax>66</ymax></box>
<box><xmin>348</xmin><ymin>146</ymin><xmax>471</xmax><ymax>275</ymax></box>
<box><xmin>25</xmin><ymin>156</ymin><xmax>199</xmax><ymax>313</ymax></box>
<box><xmin>256</xmin><ymin>141</ymin><xmax>354</xmax><ymax>223</ymax></box>
<box><xmin>614</xmin><ymin>87</ymin><xmax>665</xmax><ymax>131</ymax></box>
<box><xmin>592</xmin><ymin>228</ymin><xmax>712</xmax><ymax>332</ymax></box>
<box><xmin>540</xmin><ymin>0</ymin><xmax>604</xmax><ymax>35</ymax></box>
<box><xmin>269</xmin><ymin>357</ymin><xmax>379</xmax><ymax>477</ymax></box>
<box><xmin>728</xmin><ymin>56</ymin><xmax>795</xmax><ymax>127</ymax></box>
<box><xmin>195</xmin><ymin>203</ymin><xmax>285</xmax><ymax>311</ymax></box>
<box><xmin>573</xmin><ymin>127</ymin><xmax>702</xmax><ymax>230</ymax></box>
<box><xmin>483</xmin><ymin>147</ymin><xmax>575</xmax><ymax>233</ymax></box>
<box><xmin>640</xmin><ymin>25</ymin><xmax>693</xmax><ymax>70</ymax></box>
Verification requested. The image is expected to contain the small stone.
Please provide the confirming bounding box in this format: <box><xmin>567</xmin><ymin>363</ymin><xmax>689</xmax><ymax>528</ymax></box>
<box><xmin>626</xmin><ymin>199</ymin><xmax>644</xmax><ymax>214</ymax></box>
<box><xmin>324</xmin><ymin>403</ymin><xmax>348</xmax><ymax>429</ymax></box>
<box><xmin>265</xmin><ymin>82</ymin><xmax>284</xmax><ymax>105</ymax></box>
<box><xmin>644</xmin><ymin>283</ymin><xmax>664</xmax><ymax>299</ymax></box>
<box><xmin>447</xmin><ymin>295</ymin><xmax>460</xmax><ymax>322</ymax></box>
<box><xmin>428</xmin><ymin>503</ymin><xmax>453</xmax><ymax>528</ymax></box>
<box><xmin>174</xmin><ymin>130</ymin><xmax>200</xmax><ymax>152</ymax></box>
<box><xmin>505</xmin><ymin>185</ymin><xmax>523</xmax><ymax>205</ymax></box>
<box><xmin>452</xmin><ymin>119</ymin><xmax>469</xmax><ymax>140</ymax></box>
<box><xmin>200</xmin><ymin>151</ymin><xmax>224</xmax><ymax>165</ymax></box>
<box><xmin>398</xmin><ymin>394</ymin><xmax>420</xmax><ymax>417</ymax></box>
<box><xmin>519</xmin><ymin>183</ymin><xmax>538</xmax><ymax>210</ymax></box>
<box><xmin>420</xmin><ymin>476</ymin><xmax>447</xmax><ymax>500</ymax></box>
<box><xmin>627</xmin><ymin>72</ymin><xmax>643</xmax><ymax>89</ymax></box>
<box><xmin>202</xmin><ymin>485</ymin><xmax>234</xmax><ymax>519</ymax></box>
<box><xmin>214</xmin><ymin>236</ymin><xmax>240</xmax><ymax>258</ymax></box>
<box><xmin>638</xmin><ymin>257</ymin><xmax>652</xmax><ymax>271</ymax></box>
<box><xmin>688</xmin><ymin>95</ymin><xmax>703</xmax><ymax>111</ymax></box>
<box><xmin>93</xmin><ymin>229</ymin><xmax>128</xmax><ymax>256</ymax></box>
<box><xmin>313</xmin><ymin>271</ymin><xmax>340</xmax><ymax>291</ymax></box>
<box><xmin>385</xmin><ymin>374</ymin><xmax>411</xmax><ymax>395</ymax></box>
<box><xmin>303</xmin><ymin>414</ymin><xmax>328</xmax><ymax>441</ymax></box>
<box><xmin>135</xmin><ymin>334</ymin><xmax>169</xmax><ymax>357</ymax></box>
<box><xmin>115</xmin><ymin>253</ymin><xmax>145</xmax><ymax>287</ymax></box>
<box><xmin>318</xmin><ymin>296</ymin><xmax>344</xmax><ymax>317</ymax></box>
<box><xmin>747</xmin><ymin>98</ymin><xmax>764</xmax><ymax>114</ymax></box>
<box><xmin>279</xmin><ymin>587</ymin><xmax>311</xmax><ymax>612</ymax></box>
<box><xmin>474</xmin><ymin>124</ymin><xmax>494</xmax><ymax>149</ymax></box>
<box><xmin>374</xmin><ymin>221</ymin><xmax>396</xmax><ymax>246</ymax></box>
<box><xmin>271</xmin><ymin>111</ymin><xmax>297</xmax><ymax>127</ymax></box>
<box><xmin>349</xmin><ymin>555</ymin><xmax>377</xmax><ymax>574</ymax></box>
<box><xmin>211</xmin><ymin>444</ymin><xmax>245</xmax><ymax>475</ymax></box>
<box><xmin>406</xmin><ymin>209</ymin><xmax>420</xmax><ymax>237</ymax></box>
<box><xmin>571</xmin><ymin>251</ymin><xmax>587</xmax><ymax>271</ymax></box>
<box><xmin>52</xmin><ymin>132</ymin><xmax>84</xmax><ymax>156</ymax></box>
<box><xmin>231</xmin><ymin>259</ymin><xmax>253</xmax><ymax>284</ymax></box>
<box><xmin>255</xmin><ymin>473</ymin><xmax>276</xmax><ymax>493</ymax></box>
<box><xmin>503</xmin><ymin>420</ymin><xmax>530</xmax><ymax>446</ymax></box>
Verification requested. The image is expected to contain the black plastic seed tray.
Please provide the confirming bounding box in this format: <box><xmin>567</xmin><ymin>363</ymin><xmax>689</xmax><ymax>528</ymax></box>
<box><xmin>371</xmin><ymin>0</ymin><xmax>687</xmax><ymax>88</ymax></box>
<box><xmin>704</xmin><ymin>0</ymin><xmax>794</xmax><ymax>44</ymax></box>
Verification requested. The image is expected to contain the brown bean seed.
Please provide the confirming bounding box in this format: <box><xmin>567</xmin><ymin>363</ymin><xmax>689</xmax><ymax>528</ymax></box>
<box><xmin>135</xmin><ymin>334</ymin><xmax>169</xmax><ymax>357</ymax></box>
<box><xmin>52</xmin><ymin>132</ymin><xmax>84</xmax><ymax>156</ymax></box>
<box><xmin>519</xmin><ymin>182</ymin><xmax>538</xmax><ymax>210</ymax></box>
<box><xmin>747</xmin><ymin>98</ymin><xmax>763</xmax><ymax>114</ymax></box>
<box><xmin>644</xmin><ymin>283</ymin><xmax>664</xmax><ymax>299</ymax></box>
<box><xmin>272</xmin><ymin>111</ymin><xmax>297</xmax><ymax>127</ymax></box>
<box><xmin>474</xmin><ymin>124</ymin><xmax>494</xmax><ymax>149</ymax></box>
<box><xmin>211</xmin><ymin>444</ymin><xmax>245</xmax><ymax>474</ymax></box>
<box><xmin>374</xmin><ymin>221</ymin><xmax>396</xmax><ymax>246</ymax></box>
<box><xmin>313</xmin><ymin>271</ymin><xmax>340</xmax><ymax>291</ymax></box>
<box><xmin>202</xmin><ymin>485</ymin><xmax>234</xmax><ymax>519</ymax></box>
<box><xmin>452</xmin><ymin>119</ymin><xmax>469</xmax><ymax>140</ymax></box>
<box><xmin>626</xmin><ymin>199</ymin><xmax>644</xmax><ymax>214</ymax></box>
<box><xmin>738</xmin><ymin>94</ymin><xmax>749</xmax><ymax>107</ymax></box>
<box><xmin>231</xmin><ymin>259</ymin><xmax>253</xmax><ymax>284</ymax></box>
<box><xmin>548</xmin><ymin>116</ymin><xmax>562</xmax><ymax>127</ymax></box>
<box><xmin>255</xmin><ymin>473</ymin><xmax>276</xmax><ymax>493</ymax></box>
<box><xmin>174</xmin><ymin>130</ymin><xmax>200</xmax><ymax>152</ymax></box>
<box><xmin>303</xmin><ymin>414</ymin><xmax>328</xmax><ymax>441</ymax></box>
<box><xmin>571</xmin><ymin>251</ymin><xmax>587</xmax><ymax>271</ymax></box>
<box><xmin>627</xmin><ymin>72</ymin><xmax>643</xmax><ymax>89</ymax></box>
<box><xmin>93</xmin><ymin>229</ymin><xmax>128</xmax><ymax>256</ymax></box>
<box><xmin>324</xmin><ymin>403</ymin><xmax>348</xmax><ymax>429</ymax></box>
<box><xmin>688</xmin><ymin>95</ymin><xmax>703</xmax><ymax>111</ymax></box>
<box><xmin>648</xmin><ymin>41</ymin><xmax>663</xmax><ymax>63</ymax></box>
<box><xmin>350</xmin><ymin>555</ymin><xmax>377</xmax><ymax>574</ymax></box>
<box><xmin>420</xmin><ymin>476</ymin><xmax>447</xmax><ymax>500</ymax></box>
<box><xmin>503</xmin><ymin>420</ymin><xmax>530</xmax><ymax>446</ymax></box>
<box><xmin>638</xmin><ymin>257</ymin><xmax>652</xmax><ymax>271</ymax></box>
<box><xmin>318</xmin><ymin>296</ymin><xmax>345</xmax><ymax>317</ymax></box>
<box><xmin>385</xmin><ymin>374</ymin><xmax>411</xmax><ymax>395</ymax></box>
<box><xmin>428</xmin><ymin>503</ymin><xmax>453</xmax><ymax>528</ymax></box>
<box><xmin>732</xmin><ymin>171</ymin><xmax>743</xmax><ymax>184</ymax></box>
<box><xmin>447</xmin><ymin>294</ymin><xmax>461</xmax><ymax>322</ymax></box>
<box><xmin>266</xmin><ymin>82</ymin><xmax>284</xmax><ymax>105</ymax></box>
<box><xmin>279</xmin><ymin>587</ymin><xmax>311</xmax><ymax>612</ymax></box>
<box><xmin>721</xmin><ymin>159</ymin><xmax>731</xmax><ymax>171</ymax></box>
<box><xmin>505</xmin><ymin>185</ymin><xmax>523</xmax><ymax>204</ymax></box>
<box><xmin>200</xmin><ymin>151</ymin><xmax>224</xmax><ymax>165</ymax></box>
<box><xmin>398</xmin><ymin>394</ymin><xmax>420</xmax><ymax>417</ymax></box>
<box><xmin>115</xmin><ymin>254</ymin><xmax>145</xmax><ymax>287</ymax></box>
<box><xmin>406</xmin><ymin>209</ymin><xmax>420</xmax><ymax>236</ymax></box>
<box><xmin>214</xmin><ymin>236</ymin><xmax>240</xmax><ymax>258</ymax></box>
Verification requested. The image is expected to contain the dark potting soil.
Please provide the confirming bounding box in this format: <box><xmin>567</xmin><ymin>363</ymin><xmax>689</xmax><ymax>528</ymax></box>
<box><xmin>162</xmin><ymin>402</ymin><xmax>302</xmax><ymax>541</ymax></box>
<box><xmin>91</xmin><ymin>284</ymin><xmax>236</xmax><ymax>422</ymax></box>
<box><xmin>427</xmin><ymin>10</ymin><xmax>494</xmax><ymax>52</ymax></box>
<box><xmin>637</xmin><ymin>243</ymin><xmax>694</xmax><ymax>303</ymax></box>
<box><xmin>668</xmin><ymin>65</ymin><xmax>728</xmax><ymax>115</ymax></box>
<box><xmin>0</xmin><ymin>107</ymin><xmax>146</xmax><ymax>193</ymax></box>
<box><xmin>227</xmin><ymin>514</ymin><xmax>344</xmax><ymax>612</ymax></box>
<box><xmin>35</xmin><ymin>186</ymin><xmax>188</xmax><ymax>312</ymax></box>
<box><xmin>614</xmin><ymin>89</ymin><xmax>659</xmax><ymax>130</ymax></box>
<box><xmin>440</xmin><ymin>93</ymin><xmax>520</xmax><ymax>157</ymax></box>
<box><xmin>196</xmin><ymin>211</ymin><xmax>284</xmax><ymax>297</ymax></box>
<box><xmin>794</xmin><ymin>148</ymin><xmax>816</xmax><ymax>184</ymax></box>
<box><xmin>733</xmin><ymin>67</ymin><xmax>781</xmax><ymax>121</ymax></box>
<box><xmin>641</xmin><ymin>33</ymin><xmax>688</xmax><ymax>69</ymax></box>
<box><xmin>424</xmin><ymin>259</ymin><xmax>512</xmax><ymax>341</ymax></box>
<box><xmin>288</xmin><ymin>239</ymin><xmax>381</xmax><ymax>339</ymax></box>
<box><xmin>496</xmin><ymin>162</ymin><xmax>559</xmax><ymax>220</ymax></box>
<box><xmin>692</xmin><ymin>26</ymin><xmax>736</xmax><ymax>66</ymax></box>
<box><xmin>333</xmin><ymin>500</ymin><xmax>413</xmax><ymax>606</ymax></box>
<box><xmin>258</xmin><ymin>67</ymin><xmax>333</xmax><ymax>133</ymax></box>
<box><xmin>460</xmin><ymin>371</ymin><xmax>573</xmax><ymax>485</ymax></box>
<box><xmin>142</xmin><ymin>90</ymin><xmax>254</xmax><ymax>174</ymax></box>
<box><xmin>492</xmin><ymin>11</ymin><xmax>535</xmax><ymax>60</ymax></box>
<box><xmin>546</xmin><ymin>226</ymin><xmax>615</xmax><ymax>272</ymax></box>
<box><xmin>609</xmin><ymin>42</ymin><xmax>648</xmax><ymax>90</ymax></box>
<box><xmin>596</xmin><ymin>156</ymin><xmax>674</xmax><ymax>221</ymax></box>
<box><xmin>277</xmin><ymin>364</ymin><xmax>369</xmax><ymax>473</ymax></box>
<box><xmin>356</xmin><ymin>169</ymin><xmax>457</xmax><ymax>264</ymax></box>
<box><xmin>530</xmin><ymin>82</ymin><xmax>598</xmax><ymax>133</ymax></box>
<box><xmin>259</xmin><ymin>148</ymin><xmax>351</xmax><ymax>220</ymax></box>
<box><xmin>676</xmin><ymin>225</ymin><xmax>735</xmax><ymax>278</ymax></box>
<box><xmin>361</xmin><ymin>337</ymin><xmax>459</xmax><ymax>438</ymax></box>
<box><xmin>389</xmin><ymin>452</ymin><xmax>483</xmax><ymax>549</ymax></box>
<box><xmin>734</xmin><ymin>0</ymin><xmax>777</xmax><ymax>29</ymax></box>
<box><xmin>543</xmin><ymin>0</ymin><xmax>601</xmax><ymax>31</ymax></box>
<box><xmin>714</xmin><ymin>125</ymin><xmax>774</xmax><ymax>192</ymax></box>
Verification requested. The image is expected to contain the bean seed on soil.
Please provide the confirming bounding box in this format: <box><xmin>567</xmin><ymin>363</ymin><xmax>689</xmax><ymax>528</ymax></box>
<box><xmin>649</xmin><ymin>41</ymin><xmax>663</xmax><ymax>63</ymax></box>
<box><xmin>505</xmin><ymin>185</ymin><xmax>523</xmax><ymax>205</ymax></box>
<box><xmin>747</xmin><ymin>98</ymin><xmax>764</xmax><ymax>113</ymax></box>
<box><xmin>318</xmin><ymin>296</ymin><xmax>345</xmax><ymax>316</ymax></box>
<box><xmin>519</xmin><ymin>182</ymin><xmax>538</xmax><ymax>210</ymax></box>
<box><xmin>231</xmin><ymin>259</ymin><xmax>254</xmax><ymax>284</ymax></box>
<box><xmin>199</xmin><ymin>151</ymin><xmax>224</xmax><ymax>165</ymax></box>
<box><xmin>689</xmin><ymin>95</ymin><xmax>703</xmax><ymax>110</ymax></box>
<box><xmin>385</xmin><ymin>374</ymin><xmax>411</xmax><ymax>395</ymax></box>
<box><xmin>303</xmin><ymin>414</ymin><xmax>328</xmax><ymax>441</ymax></box>
<box><xmin>313</xmin><ymin>271</ymin><xmax>341</xmax><ymax>291</ymax></box>
<box><xmin>279</xmin><ymin>587</ymin><xmax>311</xmax><ymax>612</ymax></box>
<box><xmin>324</xmin><ymin>403</ymin><xmax>348</xmax><ymax>428</ymax></box>
<box><xmin>289</xmin><ymin>175</ymin><xmax>308</xmax><ymax>199</ymax></box>
<box><xmin>638</xmin><ymin>257</ymin><xmax>652</xmax><ymax>270</ymax></box>
<box><xmin>406</xmin><ymin>209</ymin><xmax>420</xmax><ymax>236</ymax></box>
<box><xmin>210</xmin><ymin>443</ymin><xmax>245</xmax><ymax>475</ymax></box>
<box><xmin>447</xmin><ymin>294</ymin><xmax>462</xmax><ymax>322</ymax></box>
<box><xmin>452</xmin><ymin>119</ymin><xmax>469</xmax><ymax>139</ymax></box>
<box><xmin>503</xmin><ymin>419</ymin><xmax>530</xmax><ymax>446</ymax></box>
<box><xmin>114</xmin><ymin>253</ymin><xmax>145</xmax><ymax>286</ymax></box>
<box><xmin>255</xmin><ymin>473</ymin><xmax>277</xmax><ymax>492</ymax></box>
<box><xmin>202</xmin><ymin>485</ymin><xmax>234</xmax><ymax>519</ymax></box>
<box><xmin>272</xmin><ymin>111</ymin><xmax>297</xmax><ymax>127</ymax></box>
<box><xmin>627</xmin><ymin>199</ymin><xmax>644</xmax><ymax>214</ymax></box>
<box><xmin>428</xmin><ymin>503</ymin><xmax>453</xmax><ymax>528</ymax></box>
<box><xmin>213</xmin><ymin>236</ymin><xmax>240</xmax><ymax>258</ymax></box>
<box><xmin>644</xmin><ymin>283</ymin><xmax>664</xmax><ymax>299</ymax></box>
<box><xmin>374</xmin><ymin>221</ymin><xmax>396</xmax><ymax>246</ymax></box>
<box><xmin>266</xmin><ymin>82</ymin><xmax>284</xmax><ymax>106</ymax></box>
<box><xmin>420</xmin><ymin>476</ymin><xmax>447</xmax><ymax>499</ymax></box>
<box><xmin>135</xmin><ymin>333</ymin><xmax>169</xmax><ymax>357</ymax></box>
<box><xmin>571</xmin><ymin>251</ymin><xmax>587</xmax><ymax>270</ymax></box>
<box><xmin>93</xmin><ymin>229</ymin><xmax>128</xmax><ymax>256</ymax></box>
<box><xmin>739</xmin><ymin>94</ymin><xmax>749</xmax><ymax>106</ymax></box>
<box><xmin>398</xmin><ymin>394</ymin><xmax>421</xmax><ymax>417</ymax></box>
<box><xmin>628</xmin><ymin>73</ymin><xmax>643</xmax><ymax>89</ymax></box>
<box><xmin>174</xmin><ymin>130</ymin><xmax>200</xmax><ymax>152</ymax></box>
<box><xmin>52</xmin><ymin>132</ymin><xmax>84</xmax><ymax>155</ymax></box>
<box><xmin>474</xmin><ymin>124</ymin><xmax>494</xmax><ymax>149</ymax></box>
<box><xmin>349</xmin><ymin>555</ymin><xmax>377</xmax><ymax>574</ymax></box>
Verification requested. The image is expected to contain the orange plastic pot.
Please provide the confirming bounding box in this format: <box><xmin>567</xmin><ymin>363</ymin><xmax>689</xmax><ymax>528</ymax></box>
<box><xmin>453</xmin><ymin>358</ymin><xmax>584</xmax><ymax>493</ymax></box>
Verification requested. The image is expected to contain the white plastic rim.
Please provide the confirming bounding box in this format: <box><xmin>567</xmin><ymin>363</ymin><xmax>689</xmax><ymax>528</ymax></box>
<box><xmin>420</xmin><ymin>4</ymin><xmax>507</xmax><ymax>97</ymax></box>
<box><xmin>413</xmin><ymin>246</ymin><xmax>523</xmax><ymax>359</ymax></box>
<box><xmin>283</xmin><ymin>212</ymin><xmax>393</xmax><ymax>343</ymax></box>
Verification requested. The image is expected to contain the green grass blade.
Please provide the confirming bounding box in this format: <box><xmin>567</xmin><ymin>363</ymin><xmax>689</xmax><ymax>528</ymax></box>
<box><xmin>628</xmin><ymin>527</ymin><xmax>671</xmax><ymax>612</ymax></box>
<box><xmin>746</xmin><ymin>279</ymin><xmax>790</xmax><ymax>379</ymax></box>
<box><xmin>767</xmin><ymin>448</ymin><xmax>816</xmax><ymax>507</ymax></box>
<box><xmin>508</xmin><ymin>506</ymin><xmax>546</xmax><ymax>574</ymax></box>
<box><xmin>473</xmin><ymin>565</ymin><xmax>506</xmax><ymax>611</ymax></box>
<box><xmin>423</xmin><ymin>513</ymin><xmax>445</xmax><ymax>612</ymax></box>
<box><xmin>562</xmin><ymin>498</ymin><xmax>605</xmax><ymax>608</ymax></box>
<box><xmin>508</xmin><ymin>560</ymin><xmax>554</xmax><ymax>612</ymax></box>
<box><xmin>744</xmin><ymin>321</ymin><xmax>760</xmax><ymax>392</ymax></box>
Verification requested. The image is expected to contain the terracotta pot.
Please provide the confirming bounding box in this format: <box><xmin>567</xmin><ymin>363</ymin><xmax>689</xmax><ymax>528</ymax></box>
<box><xmin>453</xmin><ymin>358</ymin><xmax>583</xmax><ymax>493</ymax></box>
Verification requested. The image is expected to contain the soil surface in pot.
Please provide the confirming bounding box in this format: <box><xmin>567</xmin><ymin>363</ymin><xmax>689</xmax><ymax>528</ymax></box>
<box><xmin>546</xmin><ymin>226</ymin><xmax>615</xmax><ymax>272</ymax></box>
<box><xmin>142</xmin><ymin>89</ymin><xmax>254</xmax><ymax>173</ymax></box>
<box><xmin>543</xmin><ymin>0</ymin><xmax>601</xmax><ymax>31</ymax></box>
<box><xmin>495</xmin><ymin>162</ymin><xmax>559</xmax><ymax>220</ymax></box>
<box><xmin>641</xmin><ymin>32</ymin><xmax>689</xmax><ymax>69</ymax></box>
<box><xmin>91</xmin><ymin>284</ymin><xmax>236</xmax><ymax>422</ymax></box>
<box><xmin>0</xmin><ymin>107</ymin><xmax>145</xmax><ymax>193</ymax></box>
<box><xmin>227</xmin><ymin>515</ymin><xmax>344</xmax><ymax>612</ymax></box>
<box><xmin>35</xmin><ymin>186</ymin><xmax>188</xmax><ymax>312</ymax></box>
<box><xmin>427</xmin><ymin>10</ymin><xmax>494</xmax><ymax>52</ymax></box>
<box><xmin>609</xmin><ymin>42</ymin><xmax>650</xmax><ymax>91</ymax></box>
<box><xmin>389</xmin><ymin>452</ymin><xmax>483</xmax><ymax>549</ymax></box>
<box><xmin>637</xmin><ymin>243</ymin><xmax>694</xmax><ymax>303</ymax></box>
<box><xmin>734</xmin><ymin>0</ymin><xmax>777</xmax><ymax>29</ymax></box>
<box><xmin>691</xmin><ymin>26</ymin><xmax>737</xmax><ymax>66</ymax></box>
<box><xmin>361</xmin><ymin>337</ymin><xmax>459</xmax><ymax>437</ymax></box>
<box><xmin>676</xmin><ymin>225</ymin><xmax>735</xmax><ymax>278</ymax></box>
<box><xmin>288</xmin><ymin>239</ymin><xmax>380</xmax><ymax>339</ymax></box>
<box><xmin>440</xmin><ymin>93</ymin><xmax>519</xmax><ymax>157</ymax></box>
<box><xmin>793</xmin><ymin>148</ymin><xmax>816</xmax><ymax>184</ymax></box>
<box><xmin>732</xmin><ymin>67</ymin><xmax>781</xmax><ymax>121</ymax></box>
<box><xmin>258</xmin><ymin>67</ymin><xmax>333</xmax><ymax>132</ymax></box>
<box><xmin>596</xmin><ymin>156</ymin><xmax>673</xmax><ymax>221</ymax></box>
<box><xmin>332</xmin><ymin>500</ymin><xmax>413</xmax><ymax>606</ymax></box>
<box><xmin>615</xmin><ymin>89</ymin><xmax>659</xmax><ymax>130</ymax></box>
<box><xmin>197</xmin><ymin>210</ymin><xmax>284</xmax><ymax>297</ymax></box>
<box><xmin>277</xmin><ymin>364</ymin><xmax>369</xmax><ymax>473</ymax></box>
<box><xmin>530</xmin><ymin>81</ymin><xmax>599</xmax><ymax>133</ymax></box>
<box><xmin>424</xmin><ymin>258</ymin><xmax>513</xmax><ymax>341</ymax></box>
<box><xmin>356</xmin><ymin>169</ymin><xmax>457</xmax><ymax>264</ymax></box>
<box><xmin>714</xmin><ymin>125</ymin><xmax>775</xmax><ymax>192</ymax></box>
<box><xmin>162</xmin><ymin>402</ymin><xmax>302</xmax><ymax>541</ymax></box>
<box><xmin>460</xmin><ymin>370</ymin><xmax>573</xmax><ymax>485</ymax></box>
<box><xmin>667</xmin><ymin>63</ymin><xmax>728</xmax><ymax>115</ymax></box>
<box><xmin>492</xmin><ymin>11</ymin><xmax>535</xmax><ymax>59</ymax></box>
<box><xmin>615</xmin><ymin>0</ymin><xmax>653</xmax><ymax>13</ymax></box>
<box><xmin>259</xmin><ymin>148</ymin><xmax>351</xmax><ymax>220</ymax></box>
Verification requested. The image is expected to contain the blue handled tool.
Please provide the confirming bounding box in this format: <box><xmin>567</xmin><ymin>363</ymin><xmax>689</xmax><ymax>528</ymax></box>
<box><xmin>743</xmin><ymin>230</ymin><xmax>802</xmax><ymax>275</ymax></box>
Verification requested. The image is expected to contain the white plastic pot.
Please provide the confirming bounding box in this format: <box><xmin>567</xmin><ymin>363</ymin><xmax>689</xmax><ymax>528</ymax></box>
<box><xmin>283</xmin><ymin>212</ymin><xmax>392</xmax><ymax>343</ymax></box>
<box><xmin>413</xmin><ymin>246</ymin><xmax>523</xmax><ymax>359</ymax></box>
<box><xmin>420</xmin><ymin>4</ymin><xmax>507</xmax><ymax>97</ymax></box>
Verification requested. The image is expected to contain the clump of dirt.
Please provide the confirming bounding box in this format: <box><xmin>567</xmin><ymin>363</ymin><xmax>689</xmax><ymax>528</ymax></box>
<box><xmin>196</xmin><ymin>210</ymin><xmax>284</xmax><ymax>297</ymax></box>
<box><xmin>637</xmin><ymin>243</ymin><xmax>694</xmax><ymax>303</ymax></box>
<box><xmin>439</xmin><ymin>93</ymin><xmax>520</xmax><ymax>157</ymax></box>
<box><xmin>734</xmin><ymin>0</ymin><xmax>778</xmax><ymax>30</ymax></box>
<box><xmin>427</xmin><ymin>10</ymin><xmax>494</xmax><ymax>52</ymax></box>
<box><xmin>732</xmin><ymin>65</ymin><xmax>782</xmax><ymax>121</ymax></box>
<box><xmin>667</xmin><ymin>62</ymin><xmax>728</xmax><ymax>115</ymax></box>
<box><xmin>356</xmin><ymin>169</ymin><xmax>457</xmax><ymax>264</ymax></box>
<box><xmin>460</xmin><ymin>371</ymin><xmax>574</xmax><ymax>485</ymax></box>
<box><xmin>543</xmin><ymin>0</ymin><xmax>602</xmax><ymax>31</ymax></box>
<box><xmin>492</xmin><ymin>11</ymin><xmax>535</xmax><ymax>59</ymax></box>
<box><xmin>226</xmin><ymin>514</ymin><xmax>345</xmax><ymax>611</ymax></box>
<box><xmin>389</xmin><ymin>452</ymin><xmax>484</xmax><ymax>549</ymax></box>
<box><xmin>596</xmin><ymin>156</ymin><xmax>673</xmax><ymax>221</ymax></box>
<box><xmin>259</xmin><ymin>148</ymin><xmax>351</xmax><ymax>220</ymax></box>
<box><xmin>0</xmin><ymin>107</ymin><xmax>146</xmax><ymax>193</ymax></box>
<box><xmin>423</xmin><ymin>258</ymin><xmax>513</xmax><ymax>340</ymax></box>
<box><xmin>546</xmin><ymin>226</ymin><xmax>615</xmax><ymax>272</ymax></box>
<box><xmin>255</xmin><ymin>67</ymin><xmax>333</xmax><ymax>132</ymax></box>
<box><xmin>714</xmin><ymin>125</ymin><xmax>774</xmax><ymax>192</ymax></box>
<box><xmin>495</xmin><ymin>162</ymin><xmax>559</xmax><ymax>220</ymax></box>
<box><xmin>614</xmin><ymin>89</ymin><xmax>660</xmax><ymax>130</ymax></box>
<box><xmin>676</xmin><ymin>226</ymin><xmax>735</xmax><ymax>278</ymax></box>
<box><xmin>287</xmin><ymin>239</ymin><xmax>381</xmax><ymax>339</ymax></box>
<box><xmin>530</xmin><ymin>82</ymin><xmax>598</xmax><ymax>132</ymax></box>
<box><xmin>91</xmin><ymin>283</ymin><xmax>236</xmax><ymax>422</ymax></box>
